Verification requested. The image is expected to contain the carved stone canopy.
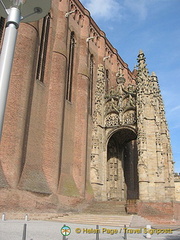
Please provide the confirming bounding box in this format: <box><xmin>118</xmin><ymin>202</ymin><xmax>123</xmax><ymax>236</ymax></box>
<box><xmin>104</xmin><ymin>83</ymin><xmax>136</xmax><ymax>128</ymax></box>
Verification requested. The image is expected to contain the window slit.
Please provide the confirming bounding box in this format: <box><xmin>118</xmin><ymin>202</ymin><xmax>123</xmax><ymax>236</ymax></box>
<box><xmin>0</xmin><ymin>17</ymin><xmax>5</xmax><ymax>46</ymax></box>
<box><xmin>36</xmin><ymin>14</ymin><xmax>50</xmax><ymax>82</ymax></box>
<box><xmin>66</xmin><ymin>32</ymin><xmax>75</xmax><ymax>101</ymax></box>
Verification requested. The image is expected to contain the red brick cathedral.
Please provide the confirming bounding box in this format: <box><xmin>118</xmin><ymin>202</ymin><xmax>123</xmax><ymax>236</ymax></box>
<box><xmin>0</xmin><ymin>0</ymin><xmax>179</xmax><ymax>219</ymax></box>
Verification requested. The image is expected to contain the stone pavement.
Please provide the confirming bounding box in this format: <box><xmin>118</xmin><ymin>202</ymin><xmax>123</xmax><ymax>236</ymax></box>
<box><xmin>0</xmin><ymin>213</ymin><xmax>180</xmax><ymax>240</ymax></box>
<box><xmin>0</xmin><ymin>219</ymin><xmax>180</xmax><ymax>240</ymax></box>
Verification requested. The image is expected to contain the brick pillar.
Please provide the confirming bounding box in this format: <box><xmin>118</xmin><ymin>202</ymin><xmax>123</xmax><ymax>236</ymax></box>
<box><xmin>42</xmin><ymin>0</ymin><xmax>69</xmax><ymax>193</ymax></box>
<box><xmin>72</xmin><ymin>15</ymin><xmax>90</xmax><ymax>196</ymax></box>
<box><xmin>57</xmin><ymin>2</ymin><xmax>81</xmax><ymax>197</ymax></box>
<box><xmin>18</xmin><ymin>0</ymin><xmax>69</xmax><ymax>194</ymax></box>
<box><xmin>0</xmin><ymin>22</ymin><xmax>38</xmax><ymax>188</ymax></box>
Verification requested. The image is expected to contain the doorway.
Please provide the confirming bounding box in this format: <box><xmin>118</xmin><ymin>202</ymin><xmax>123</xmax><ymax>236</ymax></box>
<box><xmin>107</xmin><ymin>129</ymin><xmax>139</xmax><ymax>201</ymax></box>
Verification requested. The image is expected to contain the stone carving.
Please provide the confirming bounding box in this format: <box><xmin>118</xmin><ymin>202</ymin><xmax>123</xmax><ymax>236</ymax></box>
<box><xmin>104</xmin><ymin>69</ymin><xmax>136</xmax><ymax>128</ymax></box>
<box><xmin>92</xmin><ymin>136</ymin><xmax>99</xmax><ymax>150</ymax></box>
<box><xmin>91</xmin><ymin>65</ymin><xmax>106</xmax><ymax>186</ymax></box>
<box><xmin>105</xmin><ymin>114</ymin><xmax>119</xmax><ymax>127</ymax></box>
<box><xmin>91</xmin><ymin>154</ymin><xmax>100</xmax><ymax>183</ymax></box>
<box><xmin>123</xmin><ymin>110</ymin><xmax>136</xmax><ymax>125</ymax></box>
<box><xmin>93</xmin><ymin>64</ymin><xmax>106</xmax><ymax>125</ymax></box>
<box><xmin>155</xmin><ymin>132</ymin><xmax>162</xmax><ymax>152</ymax></box>
<box><xmin>116</xmin><ymin>66</ymin><xmax>126</xmax><ymax>85</ymax></box>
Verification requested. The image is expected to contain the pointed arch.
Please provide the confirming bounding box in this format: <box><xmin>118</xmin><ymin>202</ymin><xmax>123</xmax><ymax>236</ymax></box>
<box><xmin>106</xmin><ymin>127</ymin><xmax>139</xmax><ymax>200</ymax></box>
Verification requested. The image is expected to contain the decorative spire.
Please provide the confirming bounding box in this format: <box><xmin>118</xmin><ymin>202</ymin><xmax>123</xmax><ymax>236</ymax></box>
<box><xmin>137</xmin><ymin>50</ymin><xmax>149</xmax><ymax>77</ymax></box>
<box><xmin>150</xmin><ymin>72</ymin><xmax>160</xmax><ymax>94</ymax></box>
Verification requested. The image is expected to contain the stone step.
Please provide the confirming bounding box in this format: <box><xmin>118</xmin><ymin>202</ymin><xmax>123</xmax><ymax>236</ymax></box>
<box><xmin>82</xmin><ymin>201</ymin><xmax>127</xmax><ymax>215</ymax></box>
<box><xmin>50</xmin><ymin>214</ymin><xmax>133</xmax><ymax>227</ymax></box>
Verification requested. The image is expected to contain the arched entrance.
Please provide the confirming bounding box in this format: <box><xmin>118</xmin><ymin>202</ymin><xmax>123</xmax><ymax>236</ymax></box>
<box><xmin>107</xmin><ymin>128</ymin><xmax>139</xmax><ymax>201</ymax></box>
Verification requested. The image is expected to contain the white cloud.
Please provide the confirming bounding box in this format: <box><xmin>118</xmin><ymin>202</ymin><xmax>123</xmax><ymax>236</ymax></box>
<box><xmin>172</xmin><ymin>125</ymin><xmax>180</xmax><ymax>129</ymax></box>
<box><xmin>171</xmin><ymin>105</ymin><xmax>180</xmax><ymax>112</ymax></box>
<box><xmin>124</xmin><ymin>0</ymin><xmax>150</xmax><ymax>20</ymax></box>
<box><xmin>81</xmin><ymin>0</ymin><xmax>157</xmax><ymax>22</ymax></box>
<box><xmin>82</xmin><ymin>0</ymin><xmax>123</xmax><ymax>20</ymax></box>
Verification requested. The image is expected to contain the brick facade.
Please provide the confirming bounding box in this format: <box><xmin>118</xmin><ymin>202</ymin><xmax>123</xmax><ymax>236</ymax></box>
<box><xmin>0</xmin><ymin>0</ymin><xmax>179</xmax><ymax>219</ymax></box>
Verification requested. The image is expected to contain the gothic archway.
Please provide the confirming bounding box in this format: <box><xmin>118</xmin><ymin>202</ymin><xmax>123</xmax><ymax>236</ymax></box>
<box><xmin>107</xmin><ymin>128</ymin><xmax>139</xmax><ymax>201</ymax></box>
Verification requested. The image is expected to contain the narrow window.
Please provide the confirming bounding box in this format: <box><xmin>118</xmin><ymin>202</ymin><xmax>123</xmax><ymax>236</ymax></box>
<box><xmin>0</xmin><ymin>17</ymin><xmax>5</xmax><ymax>45</ymax></box>
<box><xmin>89</xmin><ymin>54</ymin><xmax>94</xmax><ymax>115</ymax></box>
<box><xmin>105</xmin><ymin>69</ymin><xmax>109</xmax><ymax>92</ymax></box>
<box><xmin>36</xmin><ymin>13</ymin><xmax>50</xmax><ymax>82</ymax></box>
<box><xmin>66</xmin><ymin>32</ymin><xmax>75</xmax><ymax>101</ymax></box>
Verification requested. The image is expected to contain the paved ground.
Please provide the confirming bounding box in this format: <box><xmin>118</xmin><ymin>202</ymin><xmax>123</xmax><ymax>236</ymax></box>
<box><xmin>0</xmin><ymin>213</ymin><xmax>180</xmax><ymax>240</ymax></box>
<box><xmin>0</xmin><ymin>219</ymin><xmax>180</xmax><ymax>240</ymax></box>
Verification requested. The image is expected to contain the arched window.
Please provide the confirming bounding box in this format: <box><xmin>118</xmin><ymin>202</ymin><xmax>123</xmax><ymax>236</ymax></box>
<box><xmin>36</xmin><ymin>13</ymin><xmax>51</xmax><ymax>82</ymax></box>
<box><xmin>89</xmin><ymin>54</ymin><xmax>94</xmax><ymax>115</ymax></box>
<box><xmin>66</xmin><ymin>32</ymin><xmax>75</xmax><ymax>101</ymax></box>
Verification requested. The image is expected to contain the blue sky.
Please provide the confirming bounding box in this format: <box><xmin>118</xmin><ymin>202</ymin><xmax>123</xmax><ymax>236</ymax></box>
<box><xmin>81</xmin><ymin>0</ymin><xmax>180</xmax><ymax>173</ymax></box>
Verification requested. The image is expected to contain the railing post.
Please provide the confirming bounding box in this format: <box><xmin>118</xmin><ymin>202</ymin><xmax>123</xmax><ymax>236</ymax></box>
<box><xmin>96</xmin><ymin>225</ymin><xmax>99</xmax><ymax>240</ymax></box>
<box><xmin>146</xmin><ymin>225</ymin><xmax>151</xmax><ymax>239</ymax></box>
<box><xmin>25</xmin><ymin>214</ymin><xmax>28</xmax><ymax>221</ymax></box>
<box><xmin>22</xmin><ymin>223</ymin><xmax>27</xmax><ymax>240</ymax></box>
<box><xmin>2</xmin><ymin>213</ymin><xmax>6</xmax><ymax>221</ymax></box>
<box><xmin>124</xmin><ymin>224</ymin><xmax>127</xmax><ymax>239</ymax></box>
